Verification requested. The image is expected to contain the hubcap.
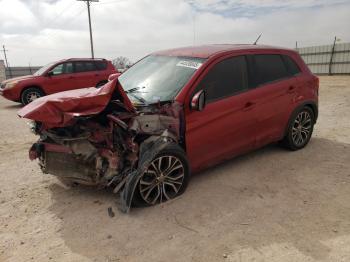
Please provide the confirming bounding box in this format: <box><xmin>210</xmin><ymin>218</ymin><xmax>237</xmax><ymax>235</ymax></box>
<box><xmin>26</xmin><ymin>92</ymin><xmax>40</xmax><ymax>103</ymax></box>
<box><xmin>139</xmin><ymin>156</ymin><xmax>185</xmax><ymax>205</ymax></box>
<box><xmin>292</xmin><ymin>111</ymin><xmax>312</xmax><ymax>146</ymax></box>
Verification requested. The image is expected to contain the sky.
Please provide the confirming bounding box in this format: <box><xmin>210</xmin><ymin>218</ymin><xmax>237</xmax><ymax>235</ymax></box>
<box><xmin>0</xmin><ymin>0</ymin><xmax>349</xmax><ymax>66</ymax></box>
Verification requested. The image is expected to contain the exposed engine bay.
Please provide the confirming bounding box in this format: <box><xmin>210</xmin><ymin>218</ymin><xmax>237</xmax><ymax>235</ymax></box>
<box><xmin>18</xmin><ymin>79</ymin><xmax>184</xmax><ymax>213</ymax></box>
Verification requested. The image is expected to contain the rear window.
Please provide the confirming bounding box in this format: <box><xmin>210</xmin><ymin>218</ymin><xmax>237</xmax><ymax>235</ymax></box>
<box><xmin>282</xmin><ymin>55</ymin><xmax>301</xmax><ymax>75</ymax></box>
<box><xmin>254</xmin><ymin>54</ymin><xmax>289</xmax><ymax>85</ymax></box>
<box><xmin>95</xmin><ymin>61</ymin><xmax>108</xmax><ymax>70</ymax></box>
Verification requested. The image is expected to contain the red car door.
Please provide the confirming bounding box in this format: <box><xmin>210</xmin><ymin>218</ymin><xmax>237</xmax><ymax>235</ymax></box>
<box><xmin>185</xmin><ymin>55</ymin><xmax>257</xmax><ymax>172</ymax></box>
<box><xmin>249</xmin><ymin>54</ymin><xmax>299</xmax><ymax>148</ymax></box>
<box><xmin>73</xmin><ymin>61</ymin><xmax>100</xmax><ymax>88</ymax></box>
<box><xmin>42</xmin><ymin>62</ymin><xmax>79</xmax><ymax>94</ymax></box>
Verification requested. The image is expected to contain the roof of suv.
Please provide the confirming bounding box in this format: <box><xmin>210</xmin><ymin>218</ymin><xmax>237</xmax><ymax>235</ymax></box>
<box><xmin>153</xmin><ymin>44</ymin><xmax>295</xmax><ymax>59</ymax></box>
<box><xmin>55</xmin><ymin>58</ymin><xmax>108</xmax><ymax>63</ymax></box>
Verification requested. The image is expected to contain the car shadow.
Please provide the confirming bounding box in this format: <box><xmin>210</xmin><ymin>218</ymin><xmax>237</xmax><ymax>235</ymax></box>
<box><xmin>48</xmin><ymin>137</ymin><xmax>350</xmax><ymax>261</ymax></box>
<box><xmin>1</xmin><ymin>103</ymin><xmax>22</xmax><ymax>109</ymax></box>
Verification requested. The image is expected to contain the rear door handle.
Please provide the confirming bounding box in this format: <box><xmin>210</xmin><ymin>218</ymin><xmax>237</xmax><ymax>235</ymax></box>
<box><xmin>287</xmin><ymin>85</ymin><xmax>296</xmax><ymax>93</ymax></box>
<box><xmin>243</xmin><ymin>101</ymin><xmax>255</xmax><ymax>111</ymax></box>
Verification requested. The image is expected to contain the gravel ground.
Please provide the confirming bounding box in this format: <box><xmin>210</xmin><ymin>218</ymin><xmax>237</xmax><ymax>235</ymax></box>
<box><xmin>0</xmin><ymin>76</ymin><xmax>349</xmax><ymax>262</ymax></box>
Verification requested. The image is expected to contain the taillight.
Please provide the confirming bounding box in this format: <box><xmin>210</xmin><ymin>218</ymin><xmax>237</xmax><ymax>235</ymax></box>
<box><xmin>314</xmin><ymin>75</ymin><xmax>319</xmax><ymax>96</ymax></box>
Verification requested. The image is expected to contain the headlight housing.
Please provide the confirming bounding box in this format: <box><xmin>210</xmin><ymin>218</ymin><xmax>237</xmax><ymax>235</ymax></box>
<box><xmin>26</xmin><ymin>120</ymin><xmax>42</xmax><ymax>135</ymax></box>
<box><xmin>4</xmin><ymin>81</ymin><xmax>19</xmax><ymax>89</ymax></box>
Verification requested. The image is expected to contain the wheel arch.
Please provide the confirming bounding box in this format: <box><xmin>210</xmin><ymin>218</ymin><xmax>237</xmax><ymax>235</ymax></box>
<box><xmin>304</xmin><ymin>102</ymin><xmax>318</xmax><ymax>123</ymax></box>
<box><xmin>20</xmin><ymin>85</ymin><xmax>46</xmax><ymax>97</ymax></box>
<box><xmin>284</xmin><ymin>100</ymin><xmax>318</xmax><ymax>137</ymax></box>
<box><xmin>96</xmin><ymin>80</ymin><xmax>108</xmax><ymax>88</ymax></box>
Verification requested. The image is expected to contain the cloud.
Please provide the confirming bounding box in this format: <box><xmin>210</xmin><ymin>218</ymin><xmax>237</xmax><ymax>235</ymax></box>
<box><xmin>0</xmin><ymin>0</ymin><xmax>349</xmax><ymax>66</ymax></box>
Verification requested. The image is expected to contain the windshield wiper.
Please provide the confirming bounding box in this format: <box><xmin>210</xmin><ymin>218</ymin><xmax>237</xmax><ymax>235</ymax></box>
<box><xmin>126</xmin><ymin>86</ymin><xmax>145</xmax><ymax>94</ymax></box>
<box><xmin>125</xmin><ymin>87</ymin><xmax>148</xmax><ymax>105</ymax></box>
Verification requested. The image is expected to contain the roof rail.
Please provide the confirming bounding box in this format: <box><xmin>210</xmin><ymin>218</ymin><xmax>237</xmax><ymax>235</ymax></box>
<box><xmin>66</xmin><ymin>58</ymin><xmax>107</xmax><ymax>61</ymax></box>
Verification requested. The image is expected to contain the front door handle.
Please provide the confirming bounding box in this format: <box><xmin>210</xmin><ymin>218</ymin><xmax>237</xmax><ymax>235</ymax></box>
<box><xmin>243</xmin><ymin>101</ymin><xmax>255</xmax><ymax>111</ymax></box>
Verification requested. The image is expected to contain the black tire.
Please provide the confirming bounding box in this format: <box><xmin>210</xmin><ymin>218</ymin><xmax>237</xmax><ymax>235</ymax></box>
<box><xmin>21</xmin><ymin>87</ymin><xmax>44</xmax><ymax>105</ymax></box>
<box><xmin>282</xmin><ymin>107</ymin><xmax>315</xmax><ymax>151</ymax></box>
<box><xmin>132</xmin><ymin>143</ymin><xmax>190</xmax><ymax>207</ymax></box>
<box><xmin>96</xmin><ymin>81</ymin><xmax>108</xmax><ymax>88</ymax></box>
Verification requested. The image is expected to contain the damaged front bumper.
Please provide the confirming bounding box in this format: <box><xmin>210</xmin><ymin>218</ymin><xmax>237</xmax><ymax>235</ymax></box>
<box><xmin>29</xmin><ymin>131</ymin><xmax>176</xmax><ymax>213</ymax></box>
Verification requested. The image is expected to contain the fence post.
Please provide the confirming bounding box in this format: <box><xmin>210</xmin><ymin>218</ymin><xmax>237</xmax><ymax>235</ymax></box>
<box><xmin>329</xmin><ymin>36</ymin><xmax>337</xmax><ymax>75</ymax></box>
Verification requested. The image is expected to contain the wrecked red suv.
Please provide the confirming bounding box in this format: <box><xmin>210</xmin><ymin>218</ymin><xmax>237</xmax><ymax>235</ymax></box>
<box><xmin>18</xmin><ymin>45</ymin><xmax>319</xmax><ymax>212</ymax></box>
<box><xmin>1</xmin><ymin>58</ymin><xmax>116</xmax><ymax>105</ymax></box>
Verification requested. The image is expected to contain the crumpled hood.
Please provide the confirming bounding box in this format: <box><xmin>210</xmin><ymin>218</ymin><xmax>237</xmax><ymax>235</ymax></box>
<box><xmin>2</xmin><ymin>75</ymin><xmax>35</xmax><ymax>84</ymax></box>
<box><xmin>18</xmin><ymin>79</ymin><xmax>135</xmax><ymax>127</ymax></box>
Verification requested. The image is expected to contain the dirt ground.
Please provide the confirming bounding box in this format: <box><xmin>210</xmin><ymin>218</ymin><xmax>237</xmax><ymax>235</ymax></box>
<box><xmin>0</xmin><ymin>76</ymin><xmax>349</xmax><ymax>262</ymax></box>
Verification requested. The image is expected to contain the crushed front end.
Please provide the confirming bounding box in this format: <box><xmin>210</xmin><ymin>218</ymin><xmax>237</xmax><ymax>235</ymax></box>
<box><xmin>19</xmin><ymin>80</ymin><xmax>183</xmax><ymax>213</ymax></box>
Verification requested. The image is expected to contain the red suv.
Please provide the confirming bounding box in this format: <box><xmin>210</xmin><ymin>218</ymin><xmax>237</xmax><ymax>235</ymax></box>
<box><xmin>0</xmin><ymin>58</ymin><xmax>116</xmax><ymax>105</ymax></box>
<box><xmin>18</xmin><ymin>45</ymin><xmax>318</xmax><ymax>212</ymax></box>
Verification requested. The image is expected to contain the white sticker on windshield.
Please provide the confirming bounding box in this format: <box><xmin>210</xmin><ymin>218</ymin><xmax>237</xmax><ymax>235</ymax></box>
<box><xmin>176</xmin><ymin>61</ymin><xmax>202</xmax><ymax>70</ymax></box>
<box><xmin>152</xmin><ymin>96</ymin><xmax>161</xmax><ymax>101</ymax></box>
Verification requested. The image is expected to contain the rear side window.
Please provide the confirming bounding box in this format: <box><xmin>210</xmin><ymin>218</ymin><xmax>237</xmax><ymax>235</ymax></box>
<box><xmin>65</xmin><ymin>62</ymin><xmax>73</xmax><ymax>74</ymax></box>
<box><xmin>74</xmin><ymin>62</ymin><xmax>86</xmax><ymax>73</ymax></box>
<box><xmin>197</xmin><ymin>56</ymin><xmax>248</xmax><ymax>102</ymax></box>
<box><xmin>95</xmin><ymin>61</ymin><xmax>107</xmax><ymax>70</ymax></box>
<box><xmin>84</xmin><ymin>61</ymin><xmax>96</xmax><ymax>71</ymax></box>
<box><xmin>254</xmin><ymin>55</ymin><xmax>289</xmax><ymax>85</ymax></box>
<box><xmin>74</xmin><ymin>61</ymin><xmax>97</xmax><ymax>73</ymax></box>
<box><xmin>282</xmin><ymin>55</ymin><xmax>301</xmax><ymax>75</ymax></box>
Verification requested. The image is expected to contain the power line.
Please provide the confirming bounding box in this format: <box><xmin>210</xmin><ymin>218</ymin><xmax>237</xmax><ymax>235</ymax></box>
<box><xmin>42</xmin><ymin>6</ymin><xmax>86</xmax><ymax>40</ymax></box>
<box><xmin>96</xmin><ymin>0</ymin><xmax>128</xmax><ymax>5</ymax></box>
<box><xmin>44</xmin><ymin>1</ymin><xmax>79</xmax><ymax>29</ymax></box>
<box><xmin>77</xmin><ymin>0</ymin><xmax>99</xmax><ymax>58</ymax></box>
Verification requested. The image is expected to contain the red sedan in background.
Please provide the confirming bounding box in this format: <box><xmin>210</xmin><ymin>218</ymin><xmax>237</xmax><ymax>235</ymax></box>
<box><xmin>0</xmin><ymin>58</ymin><xmax>116</xmax><ymax>105</ymax></box>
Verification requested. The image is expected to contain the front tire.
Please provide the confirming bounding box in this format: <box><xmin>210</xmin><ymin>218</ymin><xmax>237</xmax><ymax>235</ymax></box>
<box><xmin>132</xmin><ymin>144</ymin><xmax>190</xmax><ymax>207</ymax></box>
<box><xmin>282</xmin><ymin>107</ymin><xmax>315</xmax><ymax>150</ymax></box>
<box><xmin>21</xmin><ymin>88</ymin><xmax>44</xmax><ymax>105</ymax></box>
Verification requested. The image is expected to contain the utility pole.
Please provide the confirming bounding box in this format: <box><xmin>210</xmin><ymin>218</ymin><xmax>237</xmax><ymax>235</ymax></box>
<box><xmin>2</xmin><ymin>45</ymin><xmax>12</xmax><ymax>78</ymax></box>
<box><xmin>77</xmin><ymin>0</ymin><xmax>99</xmax><ymax>58</ymax></box>
<box><xmin>329</xmin><ymin>36</ymin><xmax>337</xmax><ymax>76</ymax></box>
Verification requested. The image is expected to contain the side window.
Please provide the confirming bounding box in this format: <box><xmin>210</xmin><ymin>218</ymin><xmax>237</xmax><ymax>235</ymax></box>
<box><xmin>254</xmin><ymin>55</ymin><xmax>289</xmax><ymax>85</ymax></box>
<box><xmin>74</xmin><ymin>62</ymin><xmax>86</xmax><ymax>73</ymax></box>
<box><xmin>282</xmin><ymin>55</ymin><xmax>301</xmax><ymax>76</ymax></box>
<box><xmin>64</xmin><ymin>62</ymin><xmax>73</xmax><ymax>74</ymax></box>
<box><xmin>197</xmin><ymin>56</ymin><xmax>248</xmax><ymax>103</ymax></box>
<box><xmin>51</xmin><ymin>64</ymin><xmax>64</xmax><ymax>75</ymax></box>
<box><xmin>84</xmin><ymin>61</ymin><xmax>97</xmax><ymax>71</ymax></box>
<box><xmin>49</xmin><ymin>63</ymin><xmax>73</xmax><ymax>75</ymax></box>
<box><xmin>95</xmin><ymin>61</ymin><xmax>107</xmax><ymax>70</ymax></box>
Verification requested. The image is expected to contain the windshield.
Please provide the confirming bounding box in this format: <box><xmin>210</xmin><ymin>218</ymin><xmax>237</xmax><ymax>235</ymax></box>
<box><xmin>33</xmin><ymin>62</ymin><xmax>56</xmax><ymax>76</ymax></box>
<box><xmin>118</xmin><ymin>55</ymin><xmax>205</xmax><ymax>104</ymax></box>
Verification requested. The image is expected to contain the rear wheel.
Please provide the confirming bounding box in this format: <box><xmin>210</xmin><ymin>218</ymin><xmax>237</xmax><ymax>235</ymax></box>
<box><xmin>282</xmin><ymin>107</ymin><xmax>315</xmax><ymax>150</ymax></box>
<box><xmin>133</xmin><ymin>144</ymin><xmax>190</xmax><ymax>207</ymax></box>
<box><xmin>21</xmin><ymin>88</ymin><xmax>44</xmax><ymax>105</ymax></box>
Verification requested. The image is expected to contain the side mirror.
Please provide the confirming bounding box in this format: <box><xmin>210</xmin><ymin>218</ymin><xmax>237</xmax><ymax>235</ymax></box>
<box><xmin>191</xmin><ymin>90</ymin><xmax>206</xmax><ymax>111</ymax></box>
<box><xmin>47</xmin><ymin>71</ymin><xmax>54</xmax><ymax>77</ymax></box>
